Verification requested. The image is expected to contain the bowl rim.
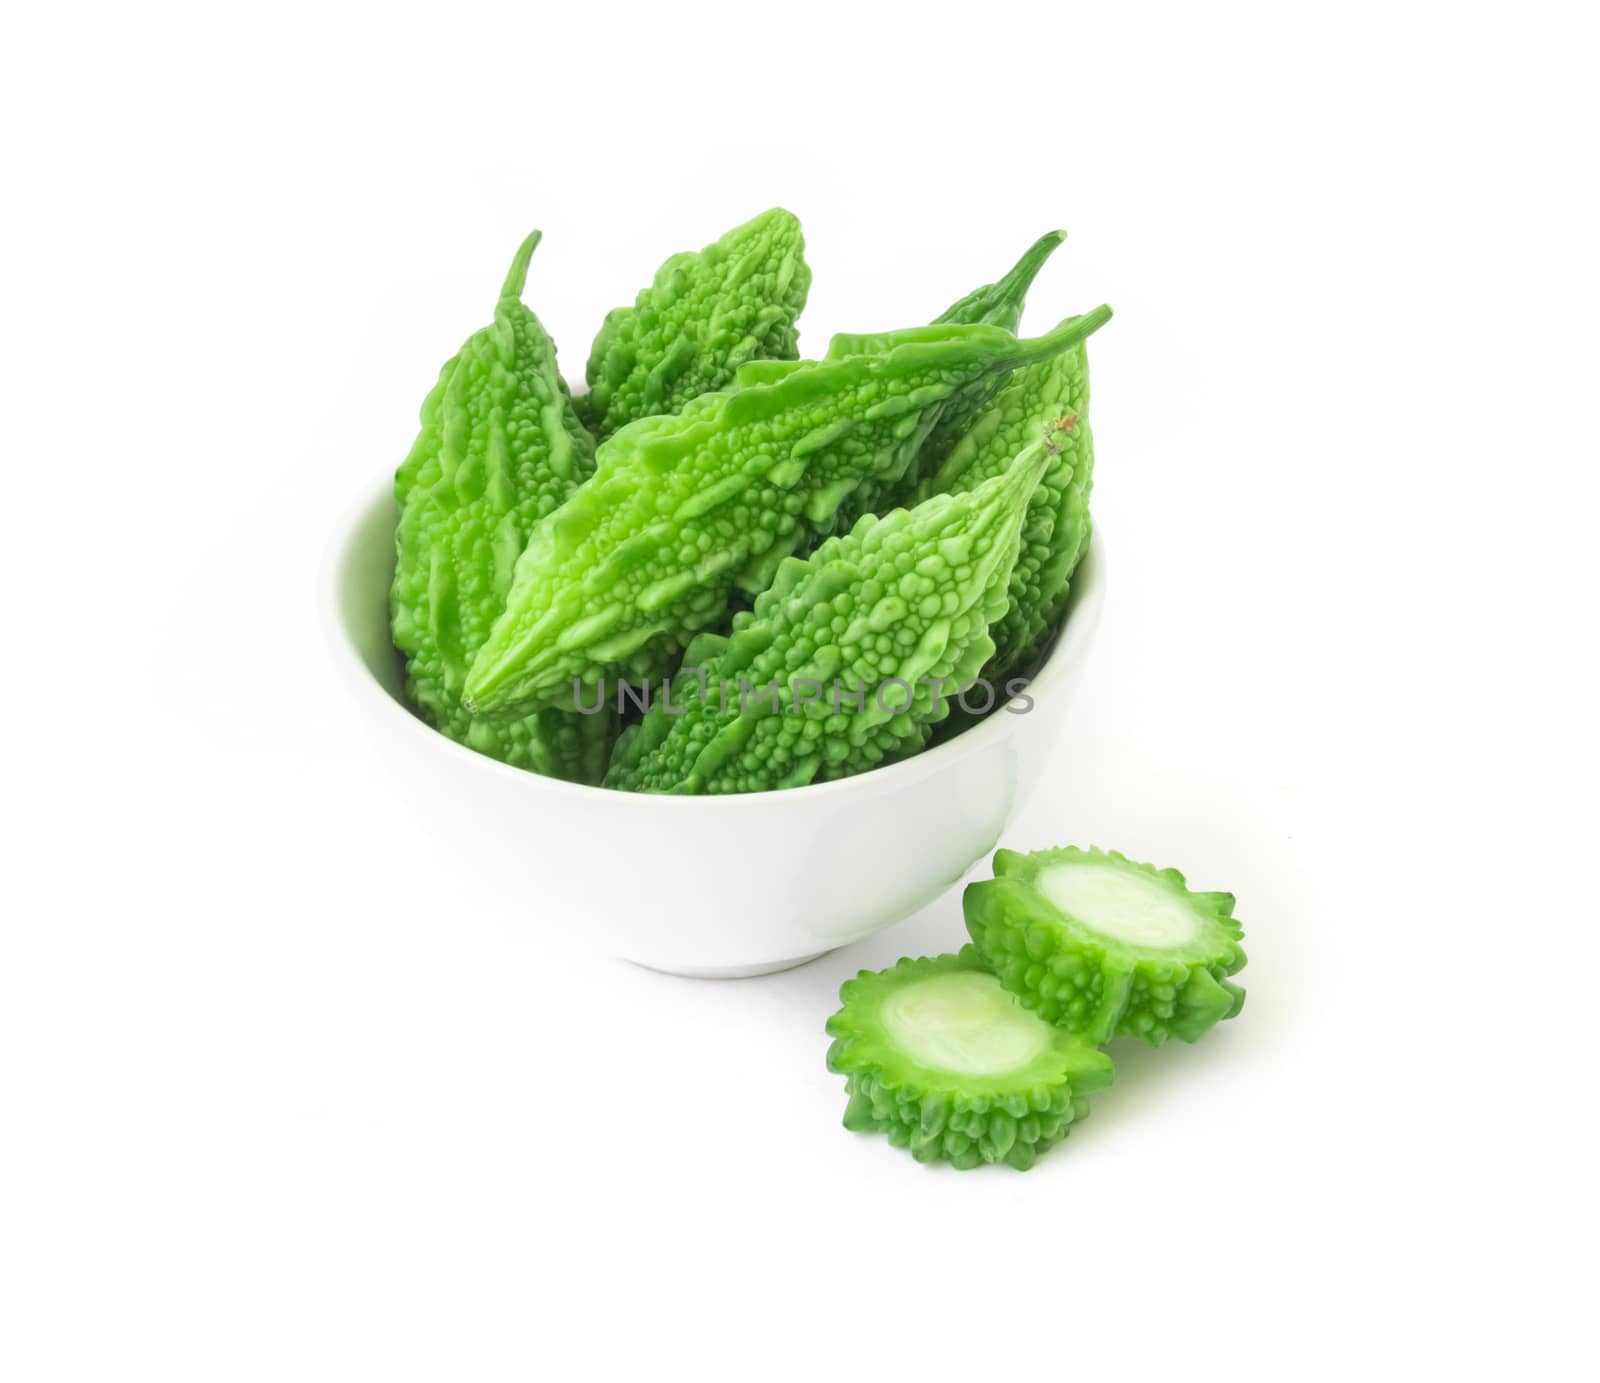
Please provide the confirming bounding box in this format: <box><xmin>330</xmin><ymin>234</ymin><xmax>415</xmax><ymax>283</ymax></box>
<box><xmin>324</xmin><ymin>480</ymin><xmax>1105</xmax><ymax>810</ymax></box>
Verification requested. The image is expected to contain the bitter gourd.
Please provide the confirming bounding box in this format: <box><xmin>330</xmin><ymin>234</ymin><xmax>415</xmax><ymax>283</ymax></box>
<box><xmin>825</xmin><ymin>948</ymin><xmax>1114</xmax><ymax>1170</ymax></box>
<box><xmin>390</xmin><ymin>231</ymin><xmax>614</xmax><ymax>782</ymax></box>
<box><xmin>831</xmin><ymin>232</ymin><xmax>1067</xmax><ymax>526</ymax></box>
<box><xmin>916</xmin><ymin>342</ymin><xmax>1093</xmax><ymax>680</ymax></box>
<box><xmin>577</xmin><ymin>208</ymin><xmax>811</xmax><ymax>440</ymax></box>
<box><xmin>964</xmin><ymin>847</ymin><xmax>1247</xmax><ymax>1045</ymax></box>
<box><xmin>464</xmin><ymin>309</ymin><xmax>1112</xmax><ymax>718</ymax></box>
<box><xmin>604</xmin><ymin>437</ymin><xmax>1053</xmax><ymax>794</ymax></box>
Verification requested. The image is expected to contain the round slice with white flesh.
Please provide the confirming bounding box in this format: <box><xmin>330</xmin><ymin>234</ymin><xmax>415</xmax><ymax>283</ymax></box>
<box><xmin>964</xmin><ymin>847</ymin><xmax>1247</xmax><ymax>1046</ymax></box>
<box><xmin>825</xmin><ymin>948</ymin><xmax>1113</xmax><ymax>1171</ymax></box>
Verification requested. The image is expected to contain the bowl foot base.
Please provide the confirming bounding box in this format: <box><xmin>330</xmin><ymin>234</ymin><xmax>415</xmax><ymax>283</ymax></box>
<box><xmin>627</xmin><ymin>949</ymin><xmax>835</xmax><ymax>980</ymax></box>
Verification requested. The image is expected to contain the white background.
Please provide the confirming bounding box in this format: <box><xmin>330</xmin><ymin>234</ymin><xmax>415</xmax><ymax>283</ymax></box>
<box><xmin>3</xmin><ymin>2</ymin><xmax>1595</xmax><ymax>1378</ymax></box>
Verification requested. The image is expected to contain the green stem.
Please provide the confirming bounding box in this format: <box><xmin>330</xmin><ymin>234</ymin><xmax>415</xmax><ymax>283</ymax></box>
<box><xmin>500</xmin><ymin>229</ymin><xmax>542</xmax><ymax>302</ymax></box>
<box><xmin>1011</xmin><ymin>304</ymin><xmax>1114</xmax><ymax>367</ymax></box>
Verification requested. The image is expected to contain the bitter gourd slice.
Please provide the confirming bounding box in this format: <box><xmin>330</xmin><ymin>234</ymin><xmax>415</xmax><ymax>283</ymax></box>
<box><xmin>825</xmin><ymin>948</ymin><xmax>1114</xmax><ymax>1170</ymax></box>
<box><xmin>390</xmin><ymin>231</ymin><xmax>613</xmax><ymax>782</ymax></box>
<box><xmin>603</xmin><ymin>436</ymin><xmax>1053</xmax><ymax>794</ymax></box>
<box><xmin>578</xmin><ymin>208</ymin><xmax>811</xmax><ymax>440</ymax></box>
<box><xmin>464</xmin><ymin>309</ymin><xmax>1112</xmax><ymax>718</ymax></box>
<box><xmin>917</xmin><ymin>342</ymin><xmax>1093</xmax><ymax>680</ymax></box>
<box><xmin>964</xmin><ymin>847</ymin><xmax>1247</xmax><ymax>1045</ymax></box>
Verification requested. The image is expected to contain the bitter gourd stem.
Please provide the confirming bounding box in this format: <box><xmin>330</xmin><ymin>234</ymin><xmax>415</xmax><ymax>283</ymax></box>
<box><xmin>1009</xmin><ymin>305</ymin><xmax>1113</xmax><ymax>368</ymax></box>
<box><xmin>989</xmin><ymin>230</ymin><xmax>1066</xmax><ymax>309</ymax></box>
<box><xmin>934</xmin><ymin>230</ymin><xmax>1067</xmax><ymax>330</ymax></box>
<box><xmin>500</xmin><ymin>230</ymin><xmax>542</xmax><ymax>301</ymax></box>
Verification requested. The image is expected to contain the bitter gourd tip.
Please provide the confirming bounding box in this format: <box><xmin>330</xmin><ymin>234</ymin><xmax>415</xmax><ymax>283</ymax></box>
<box><xmin>1012</xmin><ymin>305</ymin><xmax>1113</xmax><ymax>367</ymax></box>
<box><xmin>1000</xmin><ymin>229</ymin><xmax>1067</xmax><ymax>298</ymax></box>
<box><xmin>997</xmin><ymin>432</ymin><xmax>1055</xmax><ymax>510</ymax></box>
<box><xmin>500</xmin><ymin>230</ymin><xmax>543</xmax><ymax>302</ymax></box>
<box><xmin>933</xmin><ymin>231</ymin><xmax>1069</xmax><ymax>331</ymax></box>
<box><xmin>965</xmin><ymin>847</ymin><xmax>1247</xmax><ymax>1046</ymax></box>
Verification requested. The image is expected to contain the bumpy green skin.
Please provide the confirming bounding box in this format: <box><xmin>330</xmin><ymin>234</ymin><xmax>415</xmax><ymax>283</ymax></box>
<box><xmin>390</xmin><ymin>232</ymin><xmax>614</xmax><ymax>782</ymax></box>
<box><xmin>835</xmin><ymin>232</ymin><xmax>1066</xmax><ymax>527</ymax></box>
<box><xmin>578</xmin><ymin>208</ymin><xmax>811</xmax><ymax>440</ymax></box>
<box><xmin>464</xmin><ymin>309</ymin><xmax>1112</xmax><ymax>718</ymax></box>
<box><xmin>826</xmin><ymin>948</ymin><xmax>1114</xmax><ymax>1171</ymax></box>
<box><xmin>394</xmin><ymin>358</ymin><xmax>455</xmax><ymax>506</ymax></box>
<box><xmin>965</xmin><ymin>848</ymin><xmax>1248</xmax><ymax>1046</ymax></box>
<box><xmin>605</xmin><ymin>441</ymin><xmax>1050</xmax><ymax>794</ymax></box>
<box><xmin>917</xmin><ymin>342</ymin><xmax>1093</xmax><ymax>679</ymax></box>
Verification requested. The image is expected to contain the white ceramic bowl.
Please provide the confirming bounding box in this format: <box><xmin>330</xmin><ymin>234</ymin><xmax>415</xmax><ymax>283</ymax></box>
<box><xmin>325</xmin><ymin>484</ymin><xmax>1105</xmax><ymax>977</ymax></box>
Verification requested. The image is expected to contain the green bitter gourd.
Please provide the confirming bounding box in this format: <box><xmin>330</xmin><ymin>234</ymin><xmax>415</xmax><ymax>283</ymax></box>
<box><xmin>964</xmin><ymin>847</ymin><xmax>1247</xmax><ymax>1045</ymax></box>
<box><xmin>916</xmin><ymin>340</ymin><xmax>1093</xmax><ymax>681</ymax></box>
<box><xmin>578</xmin><ymin>208</ymin><xmax>811</xmax><ymax>440</ymax></box>
<box><xmin>463</xmin><ymin>309</ymin><xmax>1111</xmax><ymax>718</ymax></box>
<box><xmin>604</xmin><ymin>436</ymin><xmax>1053</xmax><ymax>793</ymax></box>
<box><xmin>832</xmin><ymin>231</ymin><xmax>1067</xmax><ymax>526</ymax></box>
<box><xmin>389</xmin><ymin>231</ymin><xmax>614</xmax><ymax>782</ymax></box>
<box><xmin>825</xmin><ymin>948</ymin><xmax>1114</xmax><ymax>1170</ymax></box>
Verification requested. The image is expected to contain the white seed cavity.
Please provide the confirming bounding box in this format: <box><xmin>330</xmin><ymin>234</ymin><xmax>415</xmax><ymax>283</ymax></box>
<box><xmin>881</xmin><ymin>972</ymin><xmax>1050</xmax><ymax>1077</ymax></box>
<box><xmin>1037</xmin><ymin>861</ymin><xmax>1202</xmax><ymax>949</ymax></box>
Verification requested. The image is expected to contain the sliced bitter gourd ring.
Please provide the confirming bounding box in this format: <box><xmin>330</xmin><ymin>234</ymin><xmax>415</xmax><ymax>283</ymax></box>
<box><xmin>964</xmin><ymin>848</ymin><xmax>1247</xmax><ymax>1046</ymax></box>
<box><xmin>826</xmin><ymin>948</ymin><xmax>1113</xmax><ymax>1171</ymax></box>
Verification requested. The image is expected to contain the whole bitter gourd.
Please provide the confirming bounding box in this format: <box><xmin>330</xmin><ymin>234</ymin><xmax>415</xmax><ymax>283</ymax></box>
<box><xmin>825</xmin><ymin>948</ymin><xmax>1114</xmax><ymax>1170</ymax></box>
<box><xmin>578</xmin><ymin>208</ymin><xmax>811</xmax><ymax>440</ymax></box>
<box><xmin>604</xmin><ymin>437</ymin><xmax>1053</xmax><ymax>794</ymax></box>
<box><xmin>390</xmin><ymin>231</ymin><xmax>614</xmax><ymax>783</ymax></box>
<box><xmin>916</xmin><ymin>338</ymin><xmax>1093</xmax><ymax>680</ymax></box>
<box><xmin>831</xmin><ymin>231</ymin><xmax>1067</xmax><ymax>526</ymax></box>
<box><xmin>464</xmin><ymin>309</ymin><xmax>1112</xmax><ymax>718</ymax></box>
<box><xmin>964</xmin><ymin>847</ymin><xmax>1247</xmax><ymax>1045</ymax></box>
